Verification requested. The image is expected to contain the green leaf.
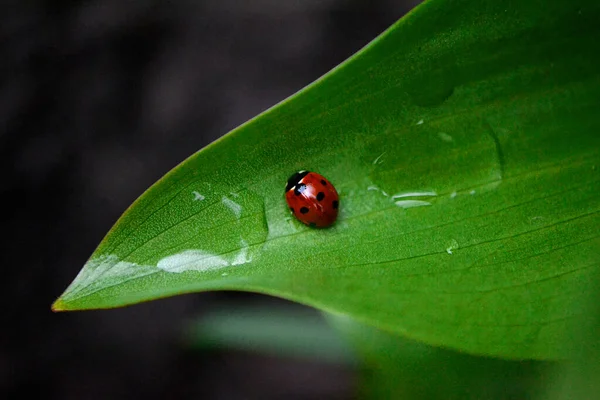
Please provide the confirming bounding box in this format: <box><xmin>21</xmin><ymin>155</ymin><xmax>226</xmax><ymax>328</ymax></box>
<box><xmin>53</xmin><ymin>0</ymin><xmax>600</xmax><ymax>359</ymax></box>
<box><xmin>185</xmin><ymin>304</ymin><xmax>356</xmax><ymax>365</ymax></box>
<box><xmin>325</xmin><ymin>313</ymin><xmax>552</xmax><ymax>399</ymax></box>
<box><xmin>544</xmin><ymin>267</ymin><xmax>600</xmax><ymax>399</ymax></box>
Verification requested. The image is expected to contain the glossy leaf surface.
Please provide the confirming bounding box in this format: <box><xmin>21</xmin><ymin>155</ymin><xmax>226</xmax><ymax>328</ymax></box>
<box><xmin>53</xmin><ymin>0</ymin><xmax>600</xmax><ymax>359</ymax></box>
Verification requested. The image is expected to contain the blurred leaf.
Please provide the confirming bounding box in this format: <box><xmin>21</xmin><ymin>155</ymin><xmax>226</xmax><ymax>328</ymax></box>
<box><xmin>325</xmin><ymin>313</ymin><xmax>553</xmax><ymax>399</ymax></box>
<box><xmin>54</xmin><ymin>0</ymin><xmax>600</xmax><ymax>359</ymax></box>
<box><xmin>544</xmin><ymin>267</ymin><xmax>600</xmax><ymax>399</ymax></box>
<box><xmin>185</xmin><ymin>303</ymin><xmax>355</xmax><ymax>365</ymax></box>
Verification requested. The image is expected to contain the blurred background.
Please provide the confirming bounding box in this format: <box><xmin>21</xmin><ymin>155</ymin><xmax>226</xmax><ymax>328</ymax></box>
<box><xmin>1</xmin><ymin>1</ymin><xmax>423</xmax><ymax>399</ymax></box>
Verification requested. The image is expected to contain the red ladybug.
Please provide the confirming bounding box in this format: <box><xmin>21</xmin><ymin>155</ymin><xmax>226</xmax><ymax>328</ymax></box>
<box><xmin>285</xmin><ymin>170</ymin><xmax>339</xmax><ymax>228</ymax></box>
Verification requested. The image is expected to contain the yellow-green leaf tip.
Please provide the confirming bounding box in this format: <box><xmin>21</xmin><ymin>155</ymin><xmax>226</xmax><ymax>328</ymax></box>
<box><xmin>51</xmin><ymin>298</ymin><xmax>68</xmax><ymax>312</ymax></box>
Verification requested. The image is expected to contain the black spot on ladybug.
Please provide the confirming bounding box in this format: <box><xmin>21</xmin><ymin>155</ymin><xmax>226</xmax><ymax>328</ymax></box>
<box><xmin>286</xmin><ymin>171</ymin><xmax>310</xmax><ymax>192</ymax></box>
<box><xmin>294</xmin><ymin>184</ymin><xmax>307</xmax><ymax>196</ymax></box>
<box><xmin>289</xmin><ymin>207</ymin><xmax>294</xmax><ymax>213</ymax></box>
<box><xmin>332</xmin><ymin>200</ymin><xmax>339</xmax><ymax>209</ymax></box>
<box><xmin>321</xmin><ymin>179</ymin><xmax>327</xmax><ymax>186</ymax></box>
<box><xmin>300</xmin><ymin>207</ymin><xmax>309</xmax><ymax>214</ymax></box>
<box><xmin>316</xmin><ymin>192</ymin><xmax>325</xmax><ymax>201</ymax></box>
<box><xmin>309</xmin><ymin>222</ymin><xmax>317</xmax><ymax>228</ymax></box>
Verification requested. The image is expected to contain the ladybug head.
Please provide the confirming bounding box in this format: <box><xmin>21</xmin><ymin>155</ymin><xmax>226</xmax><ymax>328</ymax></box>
<box><xmin>285</xmin><ymin>170</ymin><xmax>310</xmax><ymax>192</ymax></box>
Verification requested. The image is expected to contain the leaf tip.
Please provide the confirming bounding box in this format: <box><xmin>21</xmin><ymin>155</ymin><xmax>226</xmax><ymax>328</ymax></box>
<box><xmin>51</xmin><ymin>298</ymin><xmax>69</xmax><ymax>312</ymax></box>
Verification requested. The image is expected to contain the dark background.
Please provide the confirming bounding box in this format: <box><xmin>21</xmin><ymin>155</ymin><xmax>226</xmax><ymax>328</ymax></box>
<box><xmin>2</xmin><ymin>1</ymin><xmax>419</xmax><ymax>399</ymax></box>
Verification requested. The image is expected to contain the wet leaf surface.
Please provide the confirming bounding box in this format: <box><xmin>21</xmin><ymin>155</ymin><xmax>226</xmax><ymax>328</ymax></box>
<box><xmin>54</xmin><ymin>0</ymin><xmax>600</xmax><ymax>359</ymax></box>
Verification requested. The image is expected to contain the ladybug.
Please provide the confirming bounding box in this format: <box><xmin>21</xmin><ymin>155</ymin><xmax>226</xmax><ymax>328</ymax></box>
<box><xmin>285</xmin><ymin>170</ymin><xmax>339</xmax><ymax>228</ymax></box>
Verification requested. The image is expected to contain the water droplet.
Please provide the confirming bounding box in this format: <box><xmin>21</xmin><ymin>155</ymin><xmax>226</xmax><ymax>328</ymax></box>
<box><xmin>157</xmin><ymin>250</ymin><xmax>229</xmax><ymax>273</ymax></box>
<box><xmin>438</xmin><ymin>132</ymin><xmax>453</xmax><ymax>142</ymax></box>
<box><xmin>469</xmin><ymin>190</ymin><xmax>476</xmax><ymax>195</ymax></box>
<box><xmin>484</xmin><ymin>121</ymin><xmax>506</xmax><ymax>181</ymax></box>
<box><xmin>446</xmin><ymin>239</ymin><xmax>459</xmax><ymax>255</ymax></box>
<box><xmin>231</xmin><ymin>239</ymin><xmax>251</xmax><ymax>266</ymax></box>
<box><xmin>192</xmin><ymin>191</ymin><xmax>205</xmax><ymax>201</ymax></box>
<box><xmin>416</xmin><ymin>119</ymin><xmax>424</xmax><ymax>125</ymax></box>
<box><xmin>450</xmin><ymin>191</ymin><xmax>457</xmax><ymax>199</ymax></box>
<box><xmin>364</xmin><ymin>118</ymin><xmax>504</xmax><ymax>201</ymax></box>
<box><xmin>407</xmin><ymin>77</ymin><xmax>455</xmax><ymax>108</ymax></box>
<box><xmin>164</xmin><ymin>186</ymin><xmax>267</xmax><ymax>271</ymax></box>
<box><xmin>392</xmin><ymin>191</ymin><xmax>437</xmax><ymax>199</ymax></box>
<box><xmin>367</xmin><ymin>185</ymin><xmax>389</xmax><ymax>198</ymax></box>
<box><xmin>388</xmin><ymin>191</ymin><xmax>438</xmax><ymax>209</ymax></box>
<box><xmin>372</xmin><ymin>152</ymin><xmax>386</xmax><ymax>165</ymax></box>
<box><xmin>156</xmin><ymin>237</ymin><xmax>255</xmax><ymax>274</ymax></box>
<box><xmin>222</xmin><ymin>196</ymin><xmax>242</xmax><ymax>219</ymax></box>
<box><xmin>395</xmin><ymin>200</ymin><xmax>432</xmax><ymax>209</ymax></box>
